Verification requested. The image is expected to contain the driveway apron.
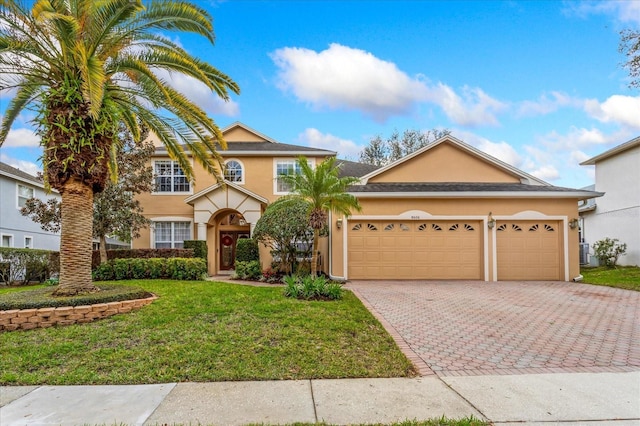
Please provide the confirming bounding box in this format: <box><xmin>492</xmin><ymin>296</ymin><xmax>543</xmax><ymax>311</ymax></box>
<box><xmin>347</xmin><ymin>280</ymin><xmax>640</xmax><ymax>377</ymax></box>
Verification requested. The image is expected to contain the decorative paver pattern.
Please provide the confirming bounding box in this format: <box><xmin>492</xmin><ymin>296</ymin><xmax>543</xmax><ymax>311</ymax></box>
<box><xmin>348</xmin><ymin>280</ymin><xmax>640</xmax><ymax>377</ymax></box>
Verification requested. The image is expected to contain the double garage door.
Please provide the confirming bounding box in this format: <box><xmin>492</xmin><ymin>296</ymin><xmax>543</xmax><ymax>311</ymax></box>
<box><xmin>347</xmin><ymin>220</ymin><xmax>562</xmax><ymax>280</ymax></box>
<box><xmin>348</xmin><ymin>220</ymin><xmax>483</xmax><ymax>280</ymax></box>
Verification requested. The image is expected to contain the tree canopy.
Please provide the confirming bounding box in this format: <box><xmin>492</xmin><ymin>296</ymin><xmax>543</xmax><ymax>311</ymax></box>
<box><xmin>620</xmin><ymin>29</ymin><xmax>640</xmax><ymax>90</ymax></box>
<box><xmin>359</xmin><ymin>128</ymin><xmax>451</xmax><ymax>166</ymax></box>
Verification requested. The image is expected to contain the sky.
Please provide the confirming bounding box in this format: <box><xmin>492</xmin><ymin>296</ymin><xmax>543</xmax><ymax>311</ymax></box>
<box><xmin>1</xmin><ymin>0</ymin><xmax>640</xmax><ymax>189</ymax></box>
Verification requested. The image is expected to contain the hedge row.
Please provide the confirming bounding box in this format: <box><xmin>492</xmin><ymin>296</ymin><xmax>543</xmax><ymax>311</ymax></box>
<box><xmin>93</xmin><ymin>257</ymin><xmax>206</xmax><ymax>281</ymax></box>
<box><xmin>0</xmin><ymin>248</ymin><xmax>57</xmax><ymax>285</ymax></box>
<box><xmin>91</xmin><ymin>248</ymin><xmax>194</xmax><ymax>269</ymax></box>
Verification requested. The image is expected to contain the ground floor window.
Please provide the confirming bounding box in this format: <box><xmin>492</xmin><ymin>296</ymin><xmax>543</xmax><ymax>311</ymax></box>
<box><xmin>154</xmin><ymin>221</ymin><xmax>191</xmax><ymax>248</ymax></box>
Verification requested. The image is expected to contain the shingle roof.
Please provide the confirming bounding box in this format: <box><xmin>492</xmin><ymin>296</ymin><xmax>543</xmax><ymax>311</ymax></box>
<box><xmin>219</xmin><ymin>141</ymin><xmax>335</xmax><ymax>154</ymax></box>
<box><xmin>335</xmin><ymin>159</ymin><xmax>380</xmax><ymax>178</ymax></box>
<box><xmin>0</xmin><ymin>161</ymin><xmax>42</xmax><ymax>185</ymax></box>
<box><xmin>348</xmin><ymin>182</ymin><xmax>602</xmax><ymax>196</ymax></box>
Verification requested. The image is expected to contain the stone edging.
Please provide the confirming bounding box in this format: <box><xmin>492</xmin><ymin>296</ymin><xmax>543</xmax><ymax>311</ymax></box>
<box><xmin>0</xmin><ymin>294</ymin><xmax>157</xmax><ymax>332</ymax></box>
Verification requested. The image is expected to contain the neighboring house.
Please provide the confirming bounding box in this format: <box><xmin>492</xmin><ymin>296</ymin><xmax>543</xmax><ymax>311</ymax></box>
<box><xmin>0</xmin><ymin>162</ymin><xmax>60</xmax><ymax>250</ymax></box>
<box><xmin>579</xmin><ymin>137</ymin><xmax>640</xmax><ymax>266</ymax></box>
<box><xmin>134</xmin><ymin>122</ymin><xmax>600</xmax><ymax>281</ymax></box>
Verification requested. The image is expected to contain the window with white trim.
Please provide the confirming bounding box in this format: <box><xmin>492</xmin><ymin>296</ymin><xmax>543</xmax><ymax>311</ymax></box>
<box><xmin>224</xmin><ymin>159</ymin><xmax>244</xmax><ymax>183</ymax></box>
<box><xmin>1</xmin><ymin>235</ymin><xmax>13</xmax><ymax>247</ymax></box>
<box><xmin>17</xmin><ymin>184</ymin><xmax>34</xmax><ymax>208</ymax></box>
<box><xmin>154</xmin><ymin>221</ymin><xmax>191</xmax><ymax>248</ymax></box>
<box><xmin>274</xmin><ymin>159</ymin><xmax>309</xmax><ymax>194</ymax></box>
<box><xmin>153</xmin><ymin>160</ymin><xmax>190</xmax><ymax>193</ymax></box>
<box><xmin>24</xmin><ymin>236</ymin><xmax>33</xmax><ymax>249</ymax></box>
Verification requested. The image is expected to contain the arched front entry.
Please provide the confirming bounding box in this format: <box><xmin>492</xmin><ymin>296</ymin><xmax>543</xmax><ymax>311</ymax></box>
<box><xmin>185</xmin><ymin>181</ymin><xmax>267</xmax><ymax>276</ymax></box>
<box><xmin>216</xmin><ymin>210</ymin><xmax>251</xmax><ymax>271</ymax></box>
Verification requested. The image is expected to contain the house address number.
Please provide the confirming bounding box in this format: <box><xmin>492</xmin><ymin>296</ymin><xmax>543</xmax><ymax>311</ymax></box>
<box><xmin>411</xmin><ymin>216</ymin><xmax>421</xmax><ymax>219</ymax></box>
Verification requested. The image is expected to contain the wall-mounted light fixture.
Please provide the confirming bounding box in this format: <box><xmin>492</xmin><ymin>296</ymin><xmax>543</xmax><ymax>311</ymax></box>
<box><xmin>487</xmin><ymin>212</ymin><xmax>496</xmax><ymax>229</ymax></box>
<box><xmin>336</xmin><ymin>219</ymin><xmax>343</xmax><ymax>229</ymax></box>
<box><xmin>569</xmin><ymin>218</ymin><xmax>579</xmax><ymax>229</ymax></box>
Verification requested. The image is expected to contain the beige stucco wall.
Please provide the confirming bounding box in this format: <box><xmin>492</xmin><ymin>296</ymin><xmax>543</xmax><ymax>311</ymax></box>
<box><xmin>369</xmin><ymin>142</ymin><xmax>521</xmax><ymax>184</ymax></box>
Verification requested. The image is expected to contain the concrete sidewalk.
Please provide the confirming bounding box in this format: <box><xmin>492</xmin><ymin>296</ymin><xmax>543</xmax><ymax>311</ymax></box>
<box><xmin>1</xmin><ymin>372</ymin><xmax>638</xmax><ymax>425</ymax></box>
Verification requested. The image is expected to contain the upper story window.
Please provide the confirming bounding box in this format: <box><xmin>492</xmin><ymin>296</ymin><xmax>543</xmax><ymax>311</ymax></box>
<box><xmin>153</xmin><ymin>160</ymin><xmax>190</xmax><ymax>193</ymax></box>
<box><xmin>17</xmin><ymin>184</ymin><xmax>34</xmax><ymax>208</ymax></box>
<box><xmin>274</xmin><ymin>159</ymin><xmax>314</xmax><ymax>194</ymax></box>
<box><xmin>224</xmin><ymin>159</ymin><xmax>244</xmax><ymax>183</ymax></box>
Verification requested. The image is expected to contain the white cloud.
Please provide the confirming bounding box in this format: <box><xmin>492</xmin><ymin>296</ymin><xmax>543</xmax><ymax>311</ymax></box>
<box><xmin>563</xmin><ymin>0</ymin><xmax>640</xmax><ymax>25</ymax></box>
<box><xmin>0</xmin><ymin>153</ymin><xmax>41</xmax><ymax>176</ymax></box>
<box><xmin>298</xmin><ymin>128</ymin><xmax>362</xmax><ymax>159</ymax></box>
<box><xmin>271</xmin><ymin>43</ymin><xmax>428</xmax><ymax>122</ymax></box>
<box><xmin>425</xmin><ymin>84</ymin><xmax>507</xmax><ymax>127</ymax></box>
<box><xmin>517</xmin><ymin>91</ymin><xmax>578</xmax><ymax>117</ymax></box>
<box><xmin>529</xmin><ymin>164</ymin><xmax>560</xmax><ymax>181</ymax></box>
<box><xmin>154</xmin><ymin>69</ymin><xmax>240</xmax><ymax>117</ymax></box>
<box><xmin>584</xmin><ymin>95</ymin><xmax>640</xmax><ymax>129</ymax></box>
<box><xmin>451</xmin><ymin>130</ymin><xmax>522</xmax><ymax>167</ymax></box>
<box><xmin>2</xmin><ymin>127</ymin><xmax>39</xmax><ymax>147</ymax></box>
<box><xmin>271</xmin><ymin>43</ymin><xmax>506</xmax><ymax>126</ymax></box>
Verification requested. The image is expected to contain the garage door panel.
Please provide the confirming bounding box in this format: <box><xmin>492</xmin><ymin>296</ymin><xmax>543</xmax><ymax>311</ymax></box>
<box><xmin>348</xmin><ymin>220</ymin><xmax>482</xmax><ymax>280</ymax></box>
<box><xmin>497</xmin><ymin>221</ymin><xmax>561</xmax><ymax>281</ymax></box>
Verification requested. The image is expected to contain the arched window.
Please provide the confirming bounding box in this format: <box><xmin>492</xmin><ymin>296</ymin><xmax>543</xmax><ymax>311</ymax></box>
<box><xmin>224</xmin><ymin>160</ymin><xmax>244</xmax><ymax>183</ymax></box>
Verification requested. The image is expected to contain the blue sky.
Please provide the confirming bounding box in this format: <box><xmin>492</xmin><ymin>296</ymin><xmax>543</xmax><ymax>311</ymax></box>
<box><xmin>1</xmin><ymin>0</ymin><xmax>639</xmax><ymax>188</ymax></box>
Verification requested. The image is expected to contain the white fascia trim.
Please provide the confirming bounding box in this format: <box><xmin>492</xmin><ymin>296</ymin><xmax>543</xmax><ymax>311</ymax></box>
<box><xmin>1</xmin><ymin>171</ymin><xmax>49</xmax><ymax>190</ymax></box>
<box><xmin>490</xmin><ymin>212</ymin><xmax>570</xmax><ymax>281</ymax></box>
<box><xmin>349</xmin><ymin>191</ymin><xmax>598</xmax><ymax>198</ymax></box>
<box><xmin>343</xmin><ymin>211</ymin><xmax>491</xmax><ymax>282</ymax></box>
<box><xmin>222</xmin><ymin>150</ymin><xmax>336</xmax><ymax>156</ymax></box>
<box><xmin>185</xmin><ymin>181</ymin><xmax>269</xmax><ymax>205</ymax></box>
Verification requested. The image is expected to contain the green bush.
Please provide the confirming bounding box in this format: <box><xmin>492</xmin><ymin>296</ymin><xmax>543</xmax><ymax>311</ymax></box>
<box><xmin>235</xmin><ymin>238</ymin><xmax>259</xmax><ymax>262</ymax></box>
<box><xmin>283</xmin><ymin>275</ymin><xmax>343</xmax><ymax>301</ymax></box>
<box><xmin>0</xmin><ymin>248</ymin><xmax>54</xmax><ymax>285</ymax></box>
<box><xmin>593</xmin><ymin>238</ymin><xmax>627</xmax><ymax>267</ymax></box>
<box><xmin>232</xmin><ymin>260</ymin><xmax>262</xmax><ymax>280</ymax></box>
<box><xmin>91</xmin><ymin>248</ymin><xmax>194</xmax><ymax>269</ymax></box>
<box><xmin>93</xmin><ymin>258</ymin><xmax>206</xmax><ymax>281</ymax></box>
<box><xmin>183</xmin><ymin>240</ymin><xmax>207</xmax><ymax>263</ymax></box>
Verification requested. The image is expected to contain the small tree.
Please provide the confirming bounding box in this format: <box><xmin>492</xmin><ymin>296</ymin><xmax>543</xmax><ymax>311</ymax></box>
<box><xmin>620</xmin><ymin>29</ymin><xmax>640</xmax><ymax>90</ymax></box>
<box><xmin>253</xmin><ymin>198</ymin><xmax>315</xmax><ymax>274</ymax></box>
<box><xmin>592</xmin><ymin>238</ymin><xmax>627</xmax><ymax>267</ymax></box>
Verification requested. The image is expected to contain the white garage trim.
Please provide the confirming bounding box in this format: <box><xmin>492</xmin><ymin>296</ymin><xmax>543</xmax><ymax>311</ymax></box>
<box><xmin>343</xmin><ymin>210</ymin><xmax>491</xmax><ymax>281</ymax></box>
<box><xmin>490</xmin><ymin>210</ymin><xmax>569</xmax><ymax>281</ymax></box>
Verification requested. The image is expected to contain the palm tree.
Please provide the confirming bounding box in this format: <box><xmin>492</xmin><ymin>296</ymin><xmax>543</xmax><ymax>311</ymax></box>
<box><xmin>280</xmin><ymin>156</ymin><xmax>361</xmax><ymax>277</ymax></box>
<box><xmin>0</xmin><ymin>0</ymin><xmax>239</xmax><ymax>295</ymax></box>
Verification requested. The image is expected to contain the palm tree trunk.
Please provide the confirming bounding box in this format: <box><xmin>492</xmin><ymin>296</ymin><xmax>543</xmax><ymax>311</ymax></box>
<box><xmin>53</xmin><ymin>177</ymin><xmax>99</xmax><ymax>296</ymax></box>
<box><xmin>311</xmin><ymin>228</ymin><xmax>320</xmax><ymax>278</ymax></box>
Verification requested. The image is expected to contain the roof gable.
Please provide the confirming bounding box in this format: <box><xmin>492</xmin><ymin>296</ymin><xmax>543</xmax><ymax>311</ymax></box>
<box><xmin>580</xmin><ymin>136</ymin><xmax>640</xmax><ymax>165</ymax></box>
<box><xmin>222</xmin><ymin>122</ymin><xmax>278</xmax><ymax>143</ymax></box>
<box><xmin>361</xmin><ymin>136</ymin><xmax>547</xmax><ymax>186</ymax></box>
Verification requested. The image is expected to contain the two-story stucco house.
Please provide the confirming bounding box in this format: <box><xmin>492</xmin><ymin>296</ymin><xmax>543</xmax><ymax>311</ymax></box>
<box><xmin>579</xmin><ymin>137</ymin><xmax>640</xmax><ymax>266</ymax></box>
<box><xmin>0</xmin><ymin>162</ymin><xmax>61</xmax><ymax>250</ymax></box>
<box><xmin>134</xmin><ymin>122</ymin><xmax>600</xmax><ymax>281</ymax></box>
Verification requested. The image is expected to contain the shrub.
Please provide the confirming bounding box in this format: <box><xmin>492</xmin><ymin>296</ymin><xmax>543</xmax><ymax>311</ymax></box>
<box><xmin>235</xmin><ymin>238</ymin><xmax>259</xmax><ymax>262</ymax></box>
<box><xmin>593</xmin><ymin>238</ymin><xmax>627</xmax><ymax>267</ymax></box>
<box><xmin>91</xmin><ymin>248</ymin><xmax>194</xmax><ymax>269</ymax></box>
<box><xmin>283</xmin><ymin>275</ymin><xmax>343</xmax><ymax>301</ymax></box>
<box><xmin>232</xmin><ymin>260</ymin><xmax>262</xmax><ymax>280</ymax></box>
<box><xmin>183</xmin><ymin>240</ymin><xmax>207</xmax><ymax>263</ymax></box>
<box><xmin>260</xmin><ymin>266</ymin><xmax>283</xmax><ymax>284</ymax></box>
<box><xmin>93</xmin><ymin>257</ymin><xmax>206</xmax><ymax>281</ymax></box>
<box><xmin>0</xmin><ymin>248</ymin><xmax>54</xmax><ymax>285</ymax></box>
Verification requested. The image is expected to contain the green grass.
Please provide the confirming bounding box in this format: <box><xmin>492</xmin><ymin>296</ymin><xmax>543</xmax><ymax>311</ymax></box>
<box><xmin>246</xmin><ymin>417</ymin><xmax>489</xmax><ymax>426</ymax></box>
<box><xmin>0</xmin><ymin>280</ymin><xmax>415</xmax><ymax>385</ymax></box>
<box><xmin>581</xmin><ymin>266</ymin><xmax>640</xmax><ymax>291</ymax></box>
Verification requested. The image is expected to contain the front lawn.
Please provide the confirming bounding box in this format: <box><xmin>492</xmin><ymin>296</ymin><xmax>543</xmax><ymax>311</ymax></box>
<box><xmin>580</xmin><ymin>266</ymin><xmax>640</xmax><ymax>291</ymax></box>
<box><xmin>0</xmin><ymin>280</ymin><xmax>415</xmax><ymax>385</ymax></box>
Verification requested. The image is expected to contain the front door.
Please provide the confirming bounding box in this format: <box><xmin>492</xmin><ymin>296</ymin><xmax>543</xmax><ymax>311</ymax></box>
<box><xmin>219</xmin><ymin>232</ymin><xmax>250</xmax><ymax>270</ymax></box>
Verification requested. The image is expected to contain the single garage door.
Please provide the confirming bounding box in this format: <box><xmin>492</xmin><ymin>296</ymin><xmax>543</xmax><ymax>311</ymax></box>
<box><xmin>348</xmin><ymin>220</ymin><xmax>482</xmax><ymax>280</ymax></box>
<box><xmin>496</xmin><ymin>221</ymin><xmax>562</xmax><ymax>280</ymax></box>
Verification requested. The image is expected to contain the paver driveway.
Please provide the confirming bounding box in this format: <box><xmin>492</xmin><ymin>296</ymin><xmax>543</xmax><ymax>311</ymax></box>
<box><xmin>347</xmin><ymin>280</ymin><xmax>640</xmax><ymax>377</ymax></box>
